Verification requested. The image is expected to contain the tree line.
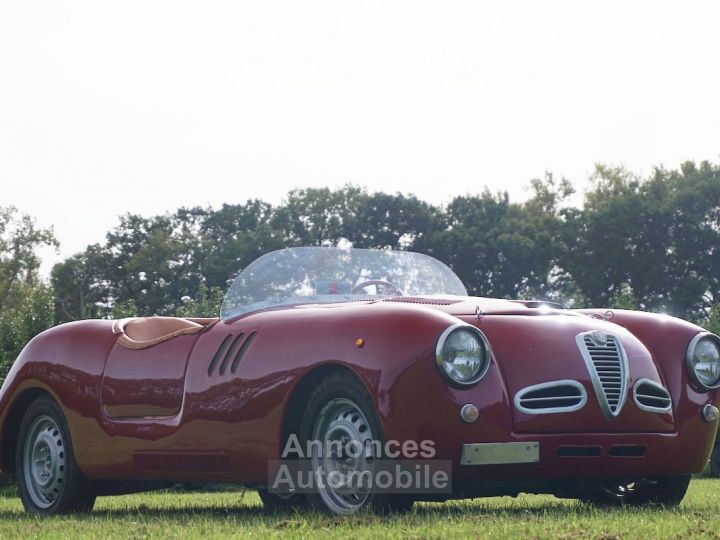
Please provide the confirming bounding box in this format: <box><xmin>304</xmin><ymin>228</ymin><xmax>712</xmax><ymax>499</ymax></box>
<box><xmin>2</xmin><ymin>159</ymin><xmax>720</xmax><ymax>378</ymax></box>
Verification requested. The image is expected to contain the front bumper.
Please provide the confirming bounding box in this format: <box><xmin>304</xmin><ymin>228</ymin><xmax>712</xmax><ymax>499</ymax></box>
<box><xmin>452</xmin><ymin>428</ymin><xmax>714</xmax><ymax>482</ymax></box>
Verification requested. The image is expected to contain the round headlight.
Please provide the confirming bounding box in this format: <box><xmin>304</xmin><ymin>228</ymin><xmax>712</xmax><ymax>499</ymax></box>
<box><xmin>686</xmin><ymin>333</ymin><xmax>720</xmax><ymax>390</ymax></box>
<box><xmin>435</xmin><ymin>324</ymin><xmax>491</xmax><ymax>387</ymax></box>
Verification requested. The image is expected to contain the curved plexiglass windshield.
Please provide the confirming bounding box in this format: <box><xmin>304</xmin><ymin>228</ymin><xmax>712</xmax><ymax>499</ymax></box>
<box><xmin>220</xmin><ymin>247</ymin><xmax>467</xmax><ymax>320</ymax></box>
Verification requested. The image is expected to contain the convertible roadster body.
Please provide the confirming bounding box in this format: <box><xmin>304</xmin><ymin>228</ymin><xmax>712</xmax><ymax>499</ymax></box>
<box><xmin>1</xmin><ymin>246</ymin><xmax>718</xmax><ymax>515</ymax></box>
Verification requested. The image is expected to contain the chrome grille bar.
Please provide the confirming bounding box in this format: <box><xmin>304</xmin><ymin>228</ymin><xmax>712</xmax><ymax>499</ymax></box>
<box><xmin>576</xmin><ymin>331</ymin><xmax>629</xmax><ymax>419</ymax></box>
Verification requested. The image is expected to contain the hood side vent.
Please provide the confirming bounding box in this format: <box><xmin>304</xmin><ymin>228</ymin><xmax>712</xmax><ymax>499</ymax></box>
<box><xmin>218</xmin><ymin>333</ymin><xmax>245</xmax><ymax>376</ymax></box>
<box><xmin>514</xmin><ymin>380</ymin><xmax>588</xmax><ymax>414</ymax></box>
<box><xmin>231</xmin><ymin>331</ymin><xmax>257</xmax><ymax>374</ymax></box>
<box><xmin>633</xmin><ymin>379</ymin><xmax>672</xmax><ymax>413</ymax></box>
<box><xmin>577</xmin><ymin>331</ymin><xmax>629</xmax><ymax>419</ymax></box>
<box><xmin>207</xmin><ymin>334</ymin><xmax>233</xmax><ymax>376</ymax></box>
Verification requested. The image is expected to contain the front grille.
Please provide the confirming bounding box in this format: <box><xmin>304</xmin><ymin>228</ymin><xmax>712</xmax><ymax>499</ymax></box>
<box><xmin>576</xmin><ymin>331</ymin><xmax>629</xmax><ymax>419</ymax></box>
<box><xmin>633</xmin><ymin>379</ymin><xmax>672</xmax><ymax>413</ymax></box>
<box><xmin>514</xmin><ymin>380</ymin><xmax>587</xmax><ymax>414</ymax></box>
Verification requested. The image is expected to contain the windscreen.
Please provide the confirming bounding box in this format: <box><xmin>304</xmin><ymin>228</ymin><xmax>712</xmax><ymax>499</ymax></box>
<box><xmin>220</xmin><ymin>246</ymin><xmax>467</xmax><ymax>320</ymax></box>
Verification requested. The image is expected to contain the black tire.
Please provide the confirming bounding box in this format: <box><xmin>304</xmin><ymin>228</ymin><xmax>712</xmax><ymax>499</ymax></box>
<box><xmin>710</xmin><ymin>437</ymin><xmax>720</xmax><ymax>477</ymax></box>
<box><xmin>16</xmin><ymin>395</ymin><xmax>95</xmax><ymax>515</ymax></box>
<box><xmin>298</xmin><ymin>372</ymin><xmax>414</xmax><ymax>515</ymax></box>
<box><xmin>257</xmin><ymin>489</ymin><xmax>308</xmax><ymax>512</ymax></box>
<box><xmin>581</xmin><ymin>475</ymin><xmax>691</xmax><ymax>507</ymax></box>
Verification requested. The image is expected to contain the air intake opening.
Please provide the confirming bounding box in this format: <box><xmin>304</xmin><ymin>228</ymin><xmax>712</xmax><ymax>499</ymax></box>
<box><xmin>514</xmin><ymin>380</ymin><xmax>588</xmax><ymax>414</ymax></box>
<box><xmin>556</xmin><ymin>446</ymin><xmax>602</xmax><ymax>457</ymax></box>
<box><xmin>633</xmin><ymin>379</ymin><xmax>672</xmax><ymax>413</ymax></box>
<box><xmin>609</xmin><ymin>445</ymin><xmax>647</xmax><ymax>457</ymax></box>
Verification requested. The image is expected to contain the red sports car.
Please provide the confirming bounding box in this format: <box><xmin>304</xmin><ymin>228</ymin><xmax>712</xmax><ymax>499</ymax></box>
<box><xmin>0</xmin><ymin>246</ymin><xmax>718</xmax><ymax>515</ymax></box>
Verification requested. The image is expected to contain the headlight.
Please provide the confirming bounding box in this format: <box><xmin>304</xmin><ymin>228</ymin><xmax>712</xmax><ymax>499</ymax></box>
<box><xmin>686</xmin><ymin>333</ymin><xmax>720</xmax><ymax>390</ymax></box>
<box><xmin>435</xmin><ymin>324</ymin><xmax>491</xmax><ymax>387</ymax></box>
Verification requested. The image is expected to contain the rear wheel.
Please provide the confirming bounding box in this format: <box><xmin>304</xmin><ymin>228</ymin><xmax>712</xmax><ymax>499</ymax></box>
<box><xmin>581</xmin><ymin>475</ymin><xmax>690</xmax><ymax>507</ymax></box>
<box><xmin>299</xmin><ymin>372</ymin><xmax>415</xmax><ymax>515</ymax></box>
<box><xmin>16</xmin><ymin>395</ymin><xmax>95</xmax><ymax>515</ymax></box>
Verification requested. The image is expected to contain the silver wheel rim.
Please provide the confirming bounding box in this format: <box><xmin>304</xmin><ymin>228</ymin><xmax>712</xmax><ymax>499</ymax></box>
<box><xmin>311</xmin><ymin>398</ymin><xmax>376</xmax><ymax>515</ymax></box>
<box><xmin>23</xmin><ymin>415</ymin><xmax>66</xmax><ymax>508</ymax></box>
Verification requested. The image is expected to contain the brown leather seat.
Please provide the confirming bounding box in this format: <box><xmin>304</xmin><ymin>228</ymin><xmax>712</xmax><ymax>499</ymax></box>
<box><xmin>113</xmin><ymin>316</ymin><xmax>219</xmax><ymax>349</ymax></box>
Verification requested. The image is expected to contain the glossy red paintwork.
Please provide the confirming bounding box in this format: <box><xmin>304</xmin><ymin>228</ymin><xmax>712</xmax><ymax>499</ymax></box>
<box><xmin>0</xmin><ymin>298</ymin><xmax>716</xmax><ymax>489</ymax></box>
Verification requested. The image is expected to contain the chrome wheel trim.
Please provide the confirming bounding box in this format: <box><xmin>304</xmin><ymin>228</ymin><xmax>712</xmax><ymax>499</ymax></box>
<box><xmin>23</xmin><ymin>415</ymin><xmax>66</xmax><ymax>509</ymax></box>
<box><xmin>311</xmin><ymin>398</ymin><xmax>376</xmax><ymax>515</ymax></box>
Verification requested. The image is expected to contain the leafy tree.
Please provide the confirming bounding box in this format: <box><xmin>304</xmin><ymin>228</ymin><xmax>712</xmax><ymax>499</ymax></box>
<box><xmin>608</xmin><ymin>282</ymin><xmax>639</xmax><ymax>310</ymax></box>
<box><xmin>560</xmin><ymin>165</ymin><xmax>675</xmax><ymax>311</ymax></box>
<box><xmin>271</xmin><ymin>186</ymin><xmax>364</xmax><ymax>246</ymax></box>
<box><xmin>661</xmin><ymin>161</ymin><xmax>720</xmax><ymax>319</ymax></box>
<box><xmin>705</xmin><ymin>305</ymin><xmax>720</xmax><ymax>335</ymax></box>
<box><xmin>45</xmin><ymin>160</ymin><xmax>720</xmax><ymax>326</ymax></box>
<box><xmin>175</xmin><ymin>284</ymin><xmax>225</xmax><ymax>318</ymax></box>
<box><xmin>0</xmin><ymin>207</ymin><xmax>57</xmax><ymax>310</ymax></box>
<box><xmin>349</xmin><ymin>191</ymin><xmax>441</xmax><ymax>250</ymax></box>
<box><xmin>51</xmin><ymin>244</ymin><xmax>108</xmax><ymax>322</ymax></box>
<box><xmin>0</xmin><ymin>282</ymin><xmax>55</xmax><ymax>380</ymax></box>
<box><xmin>427</xmin><ymin>174</ymin><xmax>572</xmax><ymax>300</ymax></box>
<box><xmin>198</xmin><ymin>201</ymin><xmax>284</xmax><ymax>289</ymax></box>
<box><xmin>0</xmin><ymin>208</ymin><xmax>57</xmax><ymax>378</ymax></box>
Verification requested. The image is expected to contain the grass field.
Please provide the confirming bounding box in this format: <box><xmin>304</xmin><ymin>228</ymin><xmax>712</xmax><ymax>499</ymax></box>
<box><xmin>1</xmin><ymin>479</ymin><xmax>719</xmax><ymax>539</ymax></box>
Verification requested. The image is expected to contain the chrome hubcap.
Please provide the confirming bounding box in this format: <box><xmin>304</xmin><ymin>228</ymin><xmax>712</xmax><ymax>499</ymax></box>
<box><xmin>23</xmin><ymin>415</ymin><xmax>66</xmax><ymax>508</ymax></box>
<box><xmin>311</xmin><ymin>398</ymin><xmax>375</xmax><ymax>514</ymax></box>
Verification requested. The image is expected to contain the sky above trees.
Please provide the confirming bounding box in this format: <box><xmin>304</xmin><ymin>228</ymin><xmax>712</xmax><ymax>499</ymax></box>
<box><xmin>2</xmin><ymin>1</ymin><xmax>719</xmax><ymax>272</ymax></box>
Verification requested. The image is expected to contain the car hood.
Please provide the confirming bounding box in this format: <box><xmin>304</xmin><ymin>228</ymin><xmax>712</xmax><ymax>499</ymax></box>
<box><xmin>380</xmin><ymin>295</ymin><xmax>574</xmax><ymax>317</ymax></box>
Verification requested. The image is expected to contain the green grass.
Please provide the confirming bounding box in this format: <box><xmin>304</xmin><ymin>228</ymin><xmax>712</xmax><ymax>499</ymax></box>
<box><xmin>1</xmin><ymin>479</ymin><xmax>720</xmax><ymax>539</ymax></box>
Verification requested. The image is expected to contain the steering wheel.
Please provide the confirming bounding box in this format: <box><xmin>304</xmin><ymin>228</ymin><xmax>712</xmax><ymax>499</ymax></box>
<box><xmin>351</xmin><ymin>279</ymin><xmax>403</xmax><ymax>296</ymax></box>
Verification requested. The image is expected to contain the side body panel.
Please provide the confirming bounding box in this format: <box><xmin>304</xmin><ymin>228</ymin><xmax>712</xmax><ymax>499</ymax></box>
<box><xmin>101</xmin><ymin>335</ymin><xmax>198</xmax><ymax>418</ymax></box>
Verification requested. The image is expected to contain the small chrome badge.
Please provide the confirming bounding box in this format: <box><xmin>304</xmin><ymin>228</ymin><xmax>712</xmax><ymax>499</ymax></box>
<box><xmin>592</xmin><ymin>331</ymin><xmax>608</xmax><ymax>345</ymax></box>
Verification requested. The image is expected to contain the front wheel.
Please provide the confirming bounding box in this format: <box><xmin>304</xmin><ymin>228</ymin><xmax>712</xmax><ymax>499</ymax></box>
<box><xmin>16</xmin><ymin>395</ymin><xmax>96</xmax><ymax>515</ymax></box>
<box><xmin>580</xmin><ymin>475</ymin><xmax>691</xmax><ymax>507</ymax></box>
<box><xmin>298</xmin><ymin>372</ymin><xmax>415</xmax><ymax>515</ymax></box>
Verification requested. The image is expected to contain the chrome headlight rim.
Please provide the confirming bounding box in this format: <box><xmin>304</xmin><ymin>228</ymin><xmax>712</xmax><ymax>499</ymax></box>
<box><xmin>435</xmin><ymin>323</ymin><xmax>492</xmax><ymax>388</ymax></box>
<box><xmin>686</xmin><ymin>332</ymin><xmax>720</xmax><ymax>391</ymax></box>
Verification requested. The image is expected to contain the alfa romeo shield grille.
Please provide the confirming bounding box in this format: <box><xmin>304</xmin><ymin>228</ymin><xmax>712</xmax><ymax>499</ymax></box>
<box><xmin>576</xmin><ymin>331</ymin><xmax>629</xmax><ymax>419</ymax></box>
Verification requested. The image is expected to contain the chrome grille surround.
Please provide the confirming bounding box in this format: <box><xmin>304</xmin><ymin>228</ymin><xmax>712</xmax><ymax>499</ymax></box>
<box><xmin>633</xmin><ymin>378</ymin><xmax>672</xmax><ymax>413</ymax></box>
<box><xmin>514</xmin><ymin>379</ymin><xmax>588</xmax><ymax>415</ymax></box>
<box><xmin>576</xmin><ymin>331</ymin><xmax>629</xmax><ymax>419</ymax></box>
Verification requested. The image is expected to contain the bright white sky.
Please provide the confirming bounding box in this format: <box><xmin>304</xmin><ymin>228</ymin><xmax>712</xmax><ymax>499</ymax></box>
<box><xmin>1</xmin><ymin>1</ymin><xmax>719</xmax><ymax>274</ymax></box>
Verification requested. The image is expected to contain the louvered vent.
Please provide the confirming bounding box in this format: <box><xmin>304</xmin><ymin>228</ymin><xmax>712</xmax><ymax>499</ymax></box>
<box><xmin>577</xmin><ymin>331</ymin><xmax>628</xmax><ymax>419</ymax></box>
<box><xmin>208</xmin><ymin>331</ymin><xmax>257</xmax><ymax>376</ymax></box>
<box><xmin>633</xmin><ymin>379</ymin><xmax>672</xmax><ymax>413</ymax></box>
<box><xmin>514</xmin><ymin>380</ymin><xmax>587</xmax><ymax>414</ymax></box>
